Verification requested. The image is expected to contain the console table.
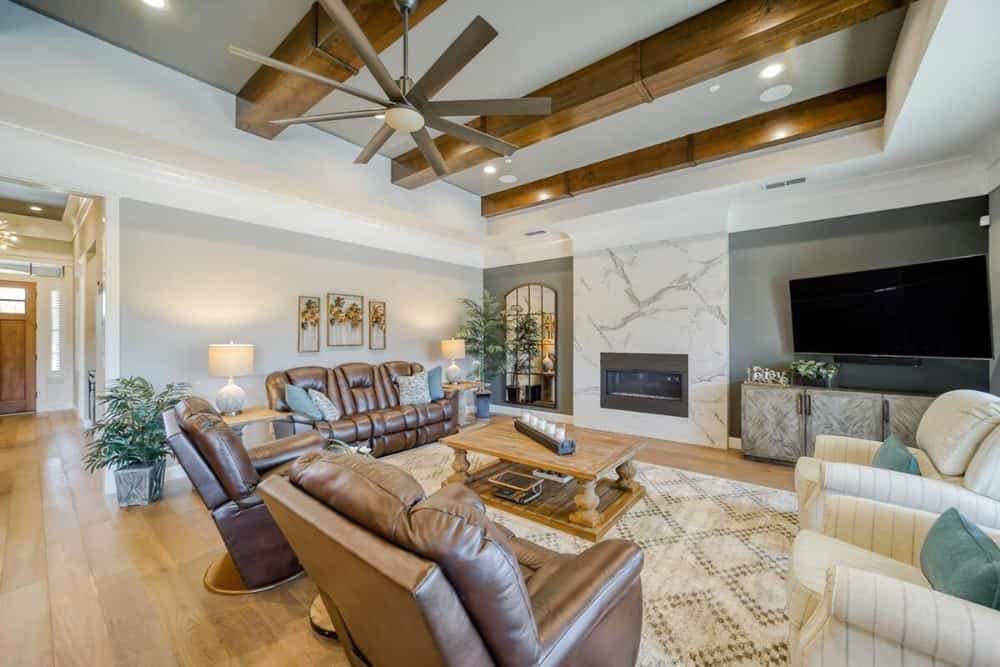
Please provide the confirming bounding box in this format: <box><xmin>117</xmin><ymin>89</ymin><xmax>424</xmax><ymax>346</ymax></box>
<box><xmin>444</xmin><ymin>381</ymin><xmax>481</xmax><ymax>427</ymax></box>
<box><xmin>741</xmin><ymin>383</ymin><xmax>935</xmax><ymax>464</ymax></box>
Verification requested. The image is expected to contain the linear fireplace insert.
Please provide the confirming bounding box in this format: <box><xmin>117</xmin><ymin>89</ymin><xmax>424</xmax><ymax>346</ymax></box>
<box><xmin>600</xmin><ymin>353</ymin><xmax>688</xmax><ymax>417</ymax></box>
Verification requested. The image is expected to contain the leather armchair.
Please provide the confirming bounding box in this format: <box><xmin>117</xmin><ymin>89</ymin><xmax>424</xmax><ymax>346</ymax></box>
<box><xmin>788</xmin><ymin>493</ymin><xmax>1000</xmax><ymax>666</ymax></box>
<box><xmin>258</xmin><ymin>451</ymin><xmax>645</xmax><ymax>667</ymax></box>
<box><xmin>795</xmin><ymin>389</ymin><xmax>1000</xmax><ymax>524</ymax></box>
<box><xmin>163</xmin><ymin>397</ymin><xmax>325</xmax><ymax>592</ymax></box>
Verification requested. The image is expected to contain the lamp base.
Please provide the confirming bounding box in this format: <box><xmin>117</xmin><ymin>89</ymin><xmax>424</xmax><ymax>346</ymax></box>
<box><xmin>216</xmin><ymin>378</ymin><xmax>246</xmax><ymax>416</ymax></box>
<box><xmin>445</xmin><ymin>361</ymin><xmax>463</xmax><ymax>383</ymax></box>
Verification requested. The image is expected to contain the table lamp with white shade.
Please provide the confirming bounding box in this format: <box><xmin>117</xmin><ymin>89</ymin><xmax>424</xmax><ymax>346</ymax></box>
<box><xmin>441</xmin><ymin>338</ymin><xmax>466</xmax><ymax>383</ymax></box>
<box><xmin>208</xmin><ymin>342</ymin><xmax>255</xmax><ymax>415</ymax></box>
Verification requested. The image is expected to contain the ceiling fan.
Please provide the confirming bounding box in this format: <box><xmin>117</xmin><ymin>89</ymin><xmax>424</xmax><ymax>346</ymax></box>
<box><xmin>229</xmin><ymin>0</ymin><xmax>552</xmax><ymax>176</ymax></box>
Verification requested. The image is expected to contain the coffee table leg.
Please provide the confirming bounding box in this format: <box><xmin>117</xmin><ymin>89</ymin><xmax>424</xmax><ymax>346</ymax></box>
<box><xmin>445</xmin><ymin>448</ymin><xmax>471</xmax><ymax>487</ymax></box>
<box><xmin>569</xmin><ymin>480</ymin><xmax>601</xmax><ymax>528</ymax></box>
<box><xmin>615</xmin><ymin>459</ymin><xmax>642</xmax><ymax>493</ymax></box>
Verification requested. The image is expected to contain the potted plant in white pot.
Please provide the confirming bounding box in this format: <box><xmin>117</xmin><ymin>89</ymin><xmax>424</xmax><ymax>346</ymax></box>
<box><xmin>457</xmin><ymin>290</ymin><xmax>507</xmax><ymax>419</ymax></box>
<box><xmin>83</xmin><ymin>377</ymin><xmax>190</xmax><ymax>507</ymax></box>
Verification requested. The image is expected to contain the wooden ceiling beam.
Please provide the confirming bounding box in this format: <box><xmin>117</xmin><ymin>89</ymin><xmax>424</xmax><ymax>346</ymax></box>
<box><xmin>481</xmin><ymin>78</ymin><xmax>886</xmax><ymax>218</ymax></box>
<box><xmin>236</xmin><ymin>0</ymin><xmax>447</xmax><ymax>140</ymax></box>
<box><xmin>392</xmin><ymin>0</ymin><xmax>906</xmax><ymax>189</ymax></box>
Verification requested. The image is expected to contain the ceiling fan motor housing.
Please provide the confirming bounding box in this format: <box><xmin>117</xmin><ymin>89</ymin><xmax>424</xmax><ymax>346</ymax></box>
<box><xmin>394</xmin><ymin>0</ymin><xmax>420</xmax><ymax>14</ymax></box>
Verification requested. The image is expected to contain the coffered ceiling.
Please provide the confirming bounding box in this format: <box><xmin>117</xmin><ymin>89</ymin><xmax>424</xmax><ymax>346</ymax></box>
<box><xmin>15</xmin><ymin>0</ymin><xmax>906</xmax><ymax>200</ymax></box>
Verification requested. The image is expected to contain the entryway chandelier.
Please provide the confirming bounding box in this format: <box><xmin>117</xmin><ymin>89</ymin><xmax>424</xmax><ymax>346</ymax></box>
<box><xmin>0</xmin><ymin>220</ymin><xmax>19</xmax><ymax>251</ymax></box>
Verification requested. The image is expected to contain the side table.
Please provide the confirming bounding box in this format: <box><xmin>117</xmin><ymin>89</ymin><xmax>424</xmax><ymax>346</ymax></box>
<box><xmin>222</xmin><ymin>406</ymin><xmax>285</xmax><ymax>441</ymax></box>
<box><xmin>444</xmin><ymin>381</ymin><xmax>484</xmax><ymax>427</ymax></box>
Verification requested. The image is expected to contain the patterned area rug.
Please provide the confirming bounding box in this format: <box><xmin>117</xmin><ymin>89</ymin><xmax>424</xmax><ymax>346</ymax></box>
<box><xmin>384</xmin><ymin>443</ymin><xmax>798</xmax><ymax>667</ymax></box>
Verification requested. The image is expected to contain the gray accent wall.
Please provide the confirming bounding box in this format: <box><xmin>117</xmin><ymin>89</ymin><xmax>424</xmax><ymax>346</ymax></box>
<box><xmin>119</xmin><ymin>199</ymin><xmax>481</xmax><ymax>438</ymax></box>
<box><xmin>729</xmin><ymin>197</ymin><xmax>990</xmax><ymax>438</ymax></box>
<box><xmin>484</xmin><ymin>257</ymin><xmax>573</xmax><ymax>414</ymax></box>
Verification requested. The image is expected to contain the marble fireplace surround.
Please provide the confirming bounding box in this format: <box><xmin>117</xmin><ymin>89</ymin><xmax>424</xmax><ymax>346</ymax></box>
<box><xmin>573</xmin><ymin>234</ymin><xmax>729</xmax><ymax>448</ymax></box>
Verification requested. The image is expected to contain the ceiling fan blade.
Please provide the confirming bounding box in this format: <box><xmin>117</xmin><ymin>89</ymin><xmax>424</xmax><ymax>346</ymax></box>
<box><xmin>229</xmin><ymin>45</ymin><xmax>391</xmax><ymax>108</ymax></box>
<box><xmin>423</xmin><ymin>115</ymin><xmax>517</xmax><ymax>157</ymax></box>
<box><xmin>318</xmin><ymin>0</ymin><xmax>403</xmax><ymax>101</ymax></box>
<box><xmin>355</xmin><ymin>124</ymin><xmax>396</xmax><ymax>164</ymax></box>
<box><xmin>408</xmin><ymin>16</ymin><xmax>497</xmax><ymax>105</ymax></box>
<box><xmin>421</xmin><ymin>98</ymin><xmax>552</xmax><ymax>117</ymax></box>
<box><xmin>270</xmin><ymin>109</ymin><xmax>387</xmax><ymax>126</ymax></box>
<box><xmin>411</xmin><ymin>128</ymin><xmax>449</xmax><ymax>177</ymax></box>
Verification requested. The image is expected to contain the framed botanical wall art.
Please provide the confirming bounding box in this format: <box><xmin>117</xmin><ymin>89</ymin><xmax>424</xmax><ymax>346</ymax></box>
<box><xmin>327</xmin><ymin>293</ymin><xmax>364</xmax><ymax>346</ymax></box>
<box><xmin>369</xmin><ymin>301</ymin><xmax>386</xmax><ymax>350</ymax></box>
<box><xmin>298</xmin><ymin>296</ymin><xmax>321</xmax><ymax>352</ymax></box>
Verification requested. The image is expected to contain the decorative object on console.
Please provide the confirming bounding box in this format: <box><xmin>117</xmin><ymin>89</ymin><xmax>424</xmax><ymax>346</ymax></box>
<box><xmin>789</xmin><ymin>359</ymin><xmax>838</xmax><ymax>387</ymax></box>
<box><xmin>327</xmin><ymin>293</ymin><xmax>363</xmax><ymax>346</ymax></box>
<box><xmin>297</xmin><ymin>295</ymin><xmax>321</xmax><ymax>352</ymax></box>
<box><xmin>457</xmin><ymin>290</ymin><xmax>507</xmax><ymax>418</ymax></box>
<box><xmin>440</xmin><ymin>338</ymin><xmax>465</xmax><ymax>382</ymax></box>
<box><xmin>397</xmin><ymin>370</ymin><xmax>431</xmax><ymax>406</ymax></box>
<box><xmin>368</xmin><ymin>300</ymin><xmax>386</xmax><ymax>350</ymax></box>
<box><xmin>208</xmin><ymin>342</ymin><xmax>255</xmax><ymax>415</ymax></box>
<box><xmin>83</xmin><ymin>377</ymin><xmax>190</xmax><ymax>507</ymax></box>
<box><xmin>308</xmin><ymin>388</ymin><xmax>341</xmax><ymax>422</ymax></box>
<box><xmin>513</xmin><ymin>415</ymin><xmax>575</xmax><ymax>455</ymax></box>
<box><xmin>745</xmin><ymin>365</ymin><xmax>790</xmax><ymax>385</ymax></box>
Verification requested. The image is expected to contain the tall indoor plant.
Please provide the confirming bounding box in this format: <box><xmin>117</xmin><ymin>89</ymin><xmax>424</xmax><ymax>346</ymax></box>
<box><xmin>457</xmin><ymin>290</ymin><xmax>507</xmax><ymax>418</ymax></box>
<box><xmin>83</xmin><ymin>377</ymin><xmax>190</xmax><ymax>507</ymax></box>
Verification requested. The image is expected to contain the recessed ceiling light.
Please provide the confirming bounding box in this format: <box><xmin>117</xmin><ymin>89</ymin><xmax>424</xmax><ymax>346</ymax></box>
<box><xmin>759</xmin><ymin>84</ymin><xmax>793</xmax><ymax>103</ymax></box>
<box><xmin>708</xmin><ymin>84</ymin><xmax>721</xmax><ymax>93</ymax></box>
<box><xmin>375</xmin><ymin>113</ymin><xmax>385</xmax><ymax>120</ymax></box>
<box><xmin>538</xmin><ymin>192</ymin><xmax>550</xmax><ymax>201</ymax></box>
<box><xmin>759</xmin><ymin>63</ymin><xmax>784</xmax><ymax>79</ymax></box>
<box><xmin>483</xmin><ymin>165</ymin><xmax>497</xmax><ymax>174</ymax></box>
<box><xmin>141</xmin><ymin>0</ymin><xmax>168</xmax><ymax>9</ymax></box>
<box><xmin>28</xmin><ymin>205</ymin><xmax>43</xmax><ymax>212</ymax></box>
<box><xmin>504</xmin><ymin>158</ymin><xmax>512</xmax><ymax>164</ymax></box>
<box><xmin>499</xmin><ymin>174</ymin><xmax>518</xmax><ymax>184</ymax></box>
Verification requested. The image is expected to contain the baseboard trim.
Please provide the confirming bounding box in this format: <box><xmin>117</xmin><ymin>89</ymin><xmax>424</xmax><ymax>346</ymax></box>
<box><xmin>728</xmin><ymin>437</ymin><xmax>742</xmax><ymax>450</ymax></box>
<box><xmin>490</xmin><ymin>403</ymin><xmax>574</xmax><ymax>423</ymax></box>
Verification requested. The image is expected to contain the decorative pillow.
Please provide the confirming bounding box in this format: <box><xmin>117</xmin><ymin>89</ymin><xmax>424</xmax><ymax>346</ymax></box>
<box><xmin>308</xmin><ymin>389</ymin><xmax>341</xmax><ymax>422</ymax></box>
<box><xmin>921</xmin><ymin>508</ymin><xmax>1000</xmax><ymax>609</ymax></box>
<box><xmin>916</xmin><ymin>390</ymin><xmax>1000</xmax><ymax>476</ymax></box>
<box><xmin>427</xmin><ymin>365</ymin><xmax>445</xmax><ymax>401</ymax></box>
<box><xmin>398</xmin><ymin>371</ymin><xmax>431</xmax><ymax>406</ymax></box>
<box><xmin>872</xmin><ymin>433</ymin><xmax>921</xmax><ymax>475</ymax></box>
<box><xmin>285</xmin><ymin>384</ymin><xmax>322</xmax><ymax>421</ymax></box>
<box><xmin>963</xmin><ymin>426</ymin><xmax>1000</xmax><ymax>500</ymax></box>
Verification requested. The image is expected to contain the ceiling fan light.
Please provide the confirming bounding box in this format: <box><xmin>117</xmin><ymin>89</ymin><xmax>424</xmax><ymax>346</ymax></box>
<box><xmin>385</xmin><ymin>107</ymin><xmax>424</xmax><ymax>133</ymax></box>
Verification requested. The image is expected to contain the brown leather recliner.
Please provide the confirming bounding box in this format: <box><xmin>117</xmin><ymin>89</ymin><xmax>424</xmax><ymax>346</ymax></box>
<box><xmin>163</xmin><ymin>397</ymin><xmax>326</xmax><ymax>591</ymax></box>
<box><xmin>258</xmin><ymin>451</ymin><xmax>645</xmax><ymax>667</ymax></box>
<box><xmin>265</xmin><ymin>361</ymin><xmax>458</xmax><ymax>457</ymax></box>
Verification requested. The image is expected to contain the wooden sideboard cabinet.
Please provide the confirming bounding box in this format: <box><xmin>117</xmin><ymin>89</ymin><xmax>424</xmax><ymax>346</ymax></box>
<box><xmin>740</xmin><ymin>383</ymin><xmax>935</xmax><ymax>464</ymax></box>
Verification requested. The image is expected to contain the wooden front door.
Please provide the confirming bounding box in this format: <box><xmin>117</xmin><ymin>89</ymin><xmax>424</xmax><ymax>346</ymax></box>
<box><xmin>0</xmin><ymin>280</ymin><xmax>36</xmax><ymax>414</ymax></box>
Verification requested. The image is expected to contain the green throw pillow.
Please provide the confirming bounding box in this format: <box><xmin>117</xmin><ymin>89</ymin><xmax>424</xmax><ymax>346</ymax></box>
<box><xmin>921</xmin><ymin>508</ymin><xmax>1000</xmax><ymax>610</ymax></box>
<box><xmin>871</xmin><ymin>434</ymin><xmax>921</xmax><ymax>475</ymax></box>
<box><xmin>285</xmin><ymin>384</ymin><xmax>322</xmax><ymax>421</ymax></box>
<box><xmin>427</xmin><ymin>365</ymin><xmax>445</xmax><ymax>401</ymax></box>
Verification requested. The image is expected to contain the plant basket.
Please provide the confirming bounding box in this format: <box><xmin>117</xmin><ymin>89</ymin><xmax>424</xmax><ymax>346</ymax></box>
<box><xmin>115</xmin><ymin>459</ymin><xmax>166</xmax><ymax>507</ymax></box>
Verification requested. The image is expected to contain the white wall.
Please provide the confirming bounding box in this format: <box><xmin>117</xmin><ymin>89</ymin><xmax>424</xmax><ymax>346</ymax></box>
<box><xmin>118</xmin><ymin>199</ymin><xmax>482</xmax><ymax>442</ymax></box>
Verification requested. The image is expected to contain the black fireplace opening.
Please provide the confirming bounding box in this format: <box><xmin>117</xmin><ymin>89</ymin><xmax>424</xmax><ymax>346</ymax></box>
<box><xmin>600</xmin><ymin>353</ymin><xmax>688</xmax><ymax>417</ymax></box>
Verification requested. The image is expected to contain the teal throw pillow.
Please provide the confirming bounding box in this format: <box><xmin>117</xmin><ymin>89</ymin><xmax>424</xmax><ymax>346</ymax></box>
<box><xmin>921</xmin><ymin>508</ymin><xmax>1000</xmax><ymax>610</ymax></box>
<box><xmin>871</xmin><ymin>433</ymin><xmax>921</xmax><ymax>475</ymax></box>
<box><xmin>427</xmin><ymin>365</ymin><xmax>445</xmax><ymax>401</ymax></box>
<box><xmin>285</xmin><ymin>384</ymin><xmax>322</xmax><ymax>421</ymax></box>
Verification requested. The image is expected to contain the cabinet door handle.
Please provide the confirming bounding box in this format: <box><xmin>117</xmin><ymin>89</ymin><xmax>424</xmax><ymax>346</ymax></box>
<box><xmin>805</xmin><ymin>394</ymin><xmax>812</xmax><ymax>416</ymax></box>
<box><xmin>796</xmin><ymin>394</ymin><xmax>803</xmax><ymax>415</ymax></box>
<box><xmin>883</xmin><ymin>399</ymin><xmax>890</xmax><ymax>425</ymax></box>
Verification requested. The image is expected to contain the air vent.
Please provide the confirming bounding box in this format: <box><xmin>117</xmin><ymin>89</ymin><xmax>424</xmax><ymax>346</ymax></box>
<box><xmin>761</xmin><ymin>176</ymin><xmax>807</xmax><ymax>191</ymax></box>
<box><xmin>524</xmin><ymin>230</ymin><xmax>546</xmax><ymax>237</ymax></box>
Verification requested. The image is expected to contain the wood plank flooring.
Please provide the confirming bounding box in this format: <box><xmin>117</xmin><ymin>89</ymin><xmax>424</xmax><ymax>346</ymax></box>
<box><xmin>0</xmin><ymin>411</ymin><xmax>791</xmax><ymax>666</ymax></box>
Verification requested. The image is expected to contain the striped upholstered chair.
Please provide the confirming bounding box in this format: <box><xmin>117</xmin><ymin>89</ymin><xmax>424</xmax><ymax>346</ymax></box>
<box><xmin>795</xmin><ymin>390</ymin><xmax>1000</xmax><ymax>524</ymax></box>
<box><xmin>788</xmin><ymin>493</ymin><xmax>1000</xmax><ymax>666</ymax></box>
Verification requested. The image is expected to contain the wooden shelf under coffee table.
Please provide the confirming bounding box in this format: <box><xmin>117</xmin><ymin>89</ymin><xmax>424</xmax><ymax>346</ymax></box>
<box><xmin>441</xmin><ymin>420</ymin><xmax>646</xmax><ymax>541</ymax></box>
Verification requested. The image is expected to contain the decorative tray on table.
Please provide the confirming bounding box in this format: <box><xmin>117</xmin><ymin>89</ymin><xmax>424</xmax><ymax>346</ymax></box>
<box><xmin>513</xmin><ymin>418</ymin><xmax>576</xmax><ymax>456</ymax></box>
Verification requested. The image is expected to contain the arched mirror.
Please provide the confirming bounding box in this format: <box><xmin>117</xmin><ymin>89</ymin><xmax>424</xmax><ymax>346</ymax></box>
<box><xmin>504</xmin><ymin>283</ymin><xmax>557</xmax><ymax>408</ymax></box>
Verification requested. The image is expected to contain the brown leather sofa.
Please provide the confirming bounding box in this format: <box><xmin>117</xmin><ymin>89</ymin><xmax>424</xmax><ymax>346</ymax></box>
<box><xmin>259</xmin><ymin>451</ymin><xmax>645</xmax><ymax>667</ymax></box>
<box><xmin>266</xmin><ymin>361</ymin><xmax>458</xmax><ymax>457</ymax></box>
<box><xmin>163</xmin><ymin>397</ymin><xmax>325</xmax><ymax>591</ymax></box>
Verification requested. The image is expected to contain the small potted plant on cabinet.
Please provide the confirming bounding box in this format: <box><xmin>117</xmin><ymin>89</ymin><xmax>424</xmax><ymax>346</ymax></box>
<box><xmin>457</xmin><ymin>290</ymin><xmax>507</xmax><ymax>419</ymax></box>
<box><xmin>83</xmin><ymin>377</ymin><xmax>190</xmax><ymax>507</ymax></box>
<box><xmin>788</xmin><ymin>359</ymin><xmax>839</xmax><ymax>388</ymax></box>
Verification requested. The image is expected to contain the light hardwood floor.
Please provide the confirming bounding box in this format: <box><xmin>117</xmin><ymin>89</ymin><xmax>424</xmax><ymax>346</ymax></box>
<box><xmin>0</xmin><ymin>411</ymin><xmax>791</xmax><ymax>666</ymax></box>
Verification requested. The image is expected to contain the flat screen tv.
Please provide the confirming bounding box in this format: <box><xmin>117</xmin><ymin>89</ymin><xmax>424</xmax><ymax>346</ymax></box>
<box><xmin>789</xmin><ymin>255</ymin><xmax>993</xmax><ymax>359</ymax></box>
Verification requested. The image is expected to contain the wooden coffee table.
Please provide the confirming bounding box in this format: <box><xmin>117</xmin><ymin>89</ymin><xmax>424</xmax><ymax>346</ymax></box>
<box><xmin>441</xmin><ymin>421</ymin><xmax>645</xmax><ymax>541</ymax></box>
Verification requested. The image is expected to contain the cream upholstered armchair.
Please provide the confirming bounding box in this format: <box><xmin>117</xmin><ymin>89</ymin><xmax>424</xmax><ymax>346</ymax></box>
<box><xmin>795</xmin><ymin>390</ymin><xmax>1000</xmax><ymax>522</ymax></box>
<box><xmin>788</xmin><ymin>493</ymin><xmax>1000</xmax><ymax>666</ymax></box>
